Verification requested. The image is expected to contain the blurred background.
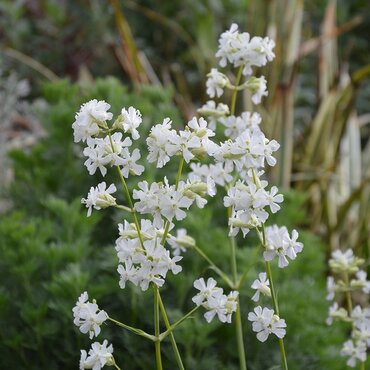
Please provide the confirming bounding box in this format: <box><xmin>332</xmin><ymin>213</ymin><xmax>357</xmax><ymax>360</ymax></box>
<box><xmin>0</xmin><ymin>0</ymin><xmax>369</xmax><ymax>369</ymax></box>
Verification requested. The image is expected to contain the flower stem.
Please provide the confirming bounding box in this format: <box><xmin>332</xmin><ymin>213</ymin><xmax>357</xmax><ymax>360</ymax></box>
<box><xmin>230</xmin><ymin>66</ymin><xmax>244</xmax><ymax>115</ymax></box>
<box><xmin>107</xmin><ymin>317</ymin><xmax>156</xmax><ymax>341</ymax></box>
<box><xmin>344</xmin><ymin>272</ymin><xmax>353</xmax><ymax>313</ymax></box>
<box><xmin>159</xmin><ymin>306</ymin><xmax>199</xmax><ymax>341</ymax></box>
<box><xmin>360</xmin><ymin>361</ymin><xmax>365</xmax><ymax>370</ymax></box>
<box><xmin>108</xmin><ymin>132</ymin><xmax>144</xmax><ymax>247</ymax></box>
<box><xmin>227</xmin><ymin>64</ymin><xmax>247</xmax><ymax>369</ymax></box>
<box><xmin>158</xmin><ymin>292</ymin><xmax>185</xmax><ymax>370</ymax></box>
<box><xmin>161</xmin><ymin>157</ymin><xmax>185</xmax><ymax>245</ymax></box>
<box><xmin>192</xmin><ymin>244</ymin><xmax>234</xmax><ymax>288</ymax></box>
<box><xmin>265</xmin><ymin>260</ymin><xmax>288</xmax><ymax>370</ymax></box>
<box><xmin>230</xmin><ymin>233</ymin><xmax>248</xmax><ymax>370</ymax></box>
<box><xmin>154</xmin><ymin>285</ymin><xmax>163</xmax><ymax>370</ymax></box>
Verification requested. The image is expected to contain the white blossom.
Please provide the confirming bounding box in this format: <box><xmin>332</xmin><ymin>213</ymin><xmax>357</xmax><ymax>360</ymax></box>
<box><xmin>193</xmin><ymin>277</ymin><xmax>238</xmax><ymax>324</ymax></box>
<box><xmin>73</xmin><ymin>292</ymin><xmax>108</xmax><ymax>339</ymax></box>
<box><xmin>263</xmin><ymin>225</ymin><xmax>303</xmax><ymax>268</ymax></box>
<box><xmin>73</xmin><ymin>100</ymin><xmax>112</xmax><ymax>143</ymax></box>
<box><xmin>206</xmin><ymin>68</ymin><xmax>229</xmax><ymax>98</ymax></box>
<box><xmin>117</xmin><ymin>106</ymin><xmax>142</xmax><ymax>140</ymax></box>
<box><xmin>146</xmin><ymin>118</ymin><xmax>177</xmax><ymax>168</ymax></box>
<box><xmin>248</xmin><ymin>306</ymin><xmax>286</xmax><ymax>342</ymax></box>
<box><xmin>79</xmin><ymin>340</ymin><xmax>114</xmax><ymax>370</ymax></box>
<box><xmin>251</xmin><ymin>272</ymin><xmax>271</xmax><ymax>302</ymax></box>
<box><xmin>340</xmin><ymin>340</ymin><xmax>366</xmax><ymax>368</ymax></box>
<box><xmin>81</xmin><ymin>182</ymin><xmax>117</xmax><ymax>217</ymax></box>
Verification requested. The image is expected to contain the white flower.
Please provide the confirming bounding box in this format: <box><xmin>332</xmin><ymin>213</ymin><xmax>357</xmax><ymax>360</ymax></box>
<box><xmin>118</xmin><ymin>106</ymin><xmax>142</xmax><ymax>140</ymax></box>
<box><xmin>215</xmin><ymin>24</ymin><xmax>275</xmax><ymax>75</ymax></box>
<box><xmin>340</xmin><ymin>340</ymin><xmax>367</xmax><ymax>368</ymax></box>
<box><xmin>351</xmin><ymin>270</ymin><xmax>370</xmax><ymax>294</ymax></box>
<box><xmin>80</xmin><ymin>340</ymin><xmax>114</xmax><ymax>370</ymax></box>
<box><xmin>72</xmin><ymin>100</ymin><xmax>112</xmax><ymax>143</ymax></box>
<box><xmin>246</xmin><ymin>76</ymin><xmax>268</xmax><ymax>104</ymax></box>
<box><xmin>206</xmin><ymin>68</ymin><xmax>229</xmax><ymax>98</ymax></box>
<box><xmin>251</xmin><ymin>272</ymin><xmax>271</xmax><ymax>302</ymax></box>
<box><xmin>147</xmin><ymin>118</ymin><xmax>176</xmax><ymax>168</ymax></box>
<box><xmin>220</xmin><ymin>111</ymin><xmax>262</xmax><ymax>139</ymax></box>
<box><xmin>326</xmin><ymin>302</ymin><xmax>348</xmax><ymax>325</ymax></box>
<box><xmin>116</xmin><ymin>220</ymin><xmax>182</xmax><ymax>291</ymax></box>
<box><xmin>117</xmin><ymin>148</ymin><xmax>144</xmax><ymax>178</ymax></box>
<box><xmin>329</xmin><ymin>249</ymin><xmax>364</xmax><ymax>274</ymax></box>
<box><xmin>192</xmin><ymin>277</ymin><xmax>223</xmax><ymax>306</ymax></box>
<box><xmin>326</xmin><ymin>276</ymin><xmax>336</xmax><ymax>301</ymax></box>
<box><xmin>197</xmin><ymin>100</ymin><xmax>230</xmax><ymax>130</ymax></box>
<box><xmin>263</xmin><ymin>225</ymin><xmax>303</xmax><ymax>268</ymax></box>
<box><xmin>167</xmin><ymin>130</ymin><xmax>201</xmax><ymax>163</ymax></box>
<box><xmin>81</xmin><ymin>182</ymin><xmax>117</xmax><ymax>216</ymax></box>
<box><xmin>167</xmin><ymin>228</ymin><xmax>195</xmax><ymax>256</ymax></box>
<box><xmin>83</xmin><ymin>133</ymin><xmax>132</xmax><ymax>176</ymax></box>
<box><xmin>193</xmin><ymin>277</ymin><xmax>238</xmax><ymax>324</ymax></box>
<box><xmin>248</xmin><ymin>306</ymin><xmax>286</xmax><ymax>342</ymax></box>
<box><xmin>73</xmin><ymin>292</ymin><xmax>108</xmax><ymax>339</ymax></box>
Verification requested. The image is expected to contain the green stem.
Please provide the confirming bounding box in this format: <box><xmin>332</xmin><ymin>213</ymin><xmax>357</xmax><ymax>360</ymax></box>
<box><xmin>227</xmin><ymin>66</ymin><xmax>247</xmax><ymax>369</ymax></box>
<box><xmin>158</xmin><ymin>292</ymin><xmax>185</xmax><ymax>370</ymax></box>
<box><xmin>229</xmin><ymin>232</ymin><xmax>247</xmax><ymax>370</ymax></box>
<box><xmin>230</xmin><ymin>66</ymin><xmax>244</xmax><ymax>115</ymax></box>
<box><xmin>113</xmin><ymin>360</ymin><xmax>122</xmax><ymax>370</ymax></box>
<box><xmin>108</xmin><ymin>317</ymin><xmax>156</xmax><ymax>341</ymax></box>
<box><xmin>193</xmin><ymin>244</ymin><xmax>234</xmax><ymax>288</ymax></box>
<box><xmin>265</xmin><ymin>260</ymin><xmax>288</xmax><ymax>370</ymax></box>
<box><xmin>159</xmin><ymin>306</ymin><xmax>199</xmax><ymax>341</ymax></box>
<box><xmin>360</xmin><ymin>361</ymin><xmax>365</xmax><ymax>370</ymax></box>
<box><xmin>161</xmin><ymin>157</ymin><xmax>185</xmax><ymax>245</ymax></box>
<box><xmin>343</xmin><ymin>272</ymin><xmax>353</xmax><ymax>313</ymax></box>
<box><xmin>114</xmin><ymin>204</ymin><xmax>132</xmax><ymax>212</ymax></box>
<box><xmin>154</xmin><ymin>285</ymin><xmax>163</xmax><ymax>370</ymax></box>
<box><xmin>108</xmin><ymin>132</ymin><xmax>145</xmax><ymax>247</ymax></box>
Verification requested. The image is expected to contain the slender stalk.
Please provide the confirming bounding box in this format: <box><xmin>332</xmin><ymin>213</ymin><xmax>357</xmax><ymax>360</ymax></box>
<box><xmin>108</xmin><ymin>317</ymin><xmax>156</xmax><ymax>341</ymax></box>
<box><xmin>159</xmin><ymin>306</ymin><xmax>199</xmax><ymax>341</ymax></box>
<box><xmin>230</xmin><ymin>66</ymin><xmax>244</xmax><ymax>115</ymax></box>
<box><xmin>114</xmin><ymin>204</ymin><xmax>133</xmax><ymax>212</ymax></box>
<box><xmin>227</xmin><ymin>66</ymin><xmax>248</xmax><ymax>370</ymax></box>
<box><xmin>113</xmin><ymin>360</ymin><xmax>123</xmax><ymax>370</ymax></box>
<box><xmin>158</xmin><ymin>292</ymin><xmax>185</xmax><ymax>370</ymax></box>
<box><xmin>229</xmin><ymin>232</ymin><xmax>247</xmax><ymax>370</ymax></box>
<box><xmin>108</xmin><ymin>132</ymin><xmax>145</xmax><ymax>247</ymax></box>
<box><xmin>154</xmin><ymin>285</ymin><xmax>163</xmax><ymax>370</ymax></box>
<box><xmin>193</xmin><ymin>244</ymin><xmax>234</xmax><ymax>288</ymax></box>
<box><xmin>265</xmin><ymin>260</ymin><xmax>288</xmax><ymax>370</ymax></box>
<box><xmin>360</xmin><ymin>361</ymin><xmax>365</xmax><ymax>370</ymax></box>
<box><xmin>161</xmin><ymin>157</ymin><xmax>185</xmax><ymax>245</ymax></box>
<box><xmin>343</xmin><ymin>272</ymin><xmax>353</xmax><ymax>313</ymax></box>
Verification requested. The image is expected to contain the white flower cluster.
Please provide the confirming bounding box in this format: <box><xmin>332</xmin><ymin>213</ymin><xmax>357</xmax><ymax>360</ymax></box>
<box><xmin>263</xmin><ymin>226</ymin><xmax>303</xmax><ymax>268</ymax></box>
<box><xmin>225</xmin><ymin>180</ymin><xmax>283</xmax><ymax>237</ymax></box>
<box><xmin>192</xmin><ymin>277</ymin><xmax>238</xmax><ymax>323</ymax></box>
<box><xmin>133</xmin><ymin>176</ymin><xmax>214</xmax><ymax>228</ymax></box>
<box><xmin>326</xmin><ymin>248</ymin><xmax>370</xmax><ymax>367</ymax></box>
<box><xmin>72</xmin><ymin>99</ymin><xmax>113</xmax><ymax>143</ymax></box>
<box><xmin>72</xmin><ymin>102</ymin><xmax>145</xmax><ymax>179</ymax></box>
<box><xmin>147</xmin><ymin>117</ymin><xmax>216</xmax><ymax>168</ymax></box>
<box><xmin>248</xmin><ymin>306</ymin><xmax>286</xmax><ymax>342</ymax></box>
<box><xmin>116</xmin><ymin>219</ymin><xmax>182</xmax><ymax>291</ymax></box>
<box><xmin>72</xmin><ymin>292</ymin><xmax>108</xmax><ymax>339</ymax></box>
<box><xmin>216</xmin><ymin>23</ymin><xmax>275</xmax><ymax>76</ymax></box>
<box><xmin>204</xmin><ymin>23</ymin><xmax>274</xmax><ymax>103</ymax></box>
<box><xmin>80</xmin><ymin>340</ymin><xmax>114</xmax><ymax>370</ymax></box>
